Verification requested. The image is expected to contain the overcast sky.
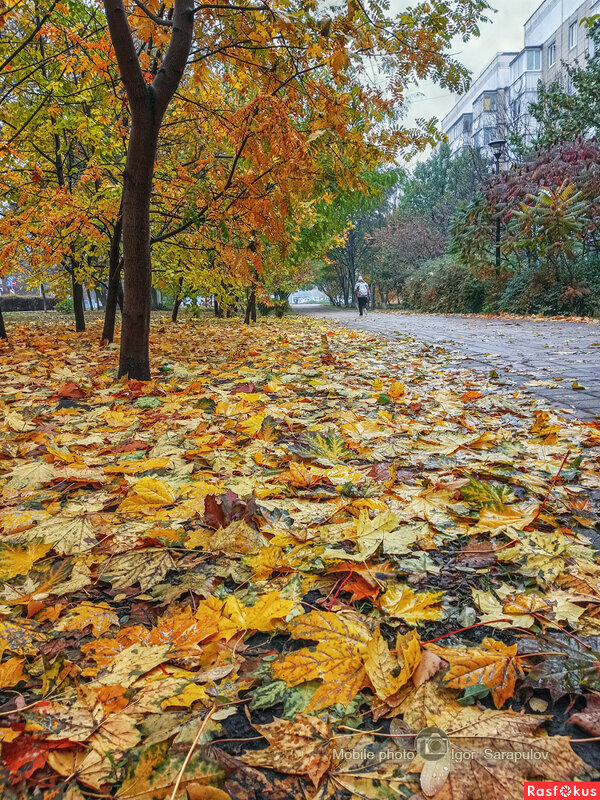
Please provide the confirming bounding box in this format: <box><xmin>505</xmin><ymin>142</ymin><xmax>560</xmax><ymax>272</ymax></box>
<box><xmin>401</xmin><ymin>0</ymin><xmax>542</xmax><ymax>162</ymax></box>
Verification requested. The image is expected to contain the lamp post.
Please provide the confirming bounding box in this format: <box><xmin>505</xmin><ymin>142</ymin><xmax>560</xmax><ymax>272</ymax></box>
<box><xmin>488</xmin><ymin>138</ymin><xmax>506</xmax><ymax>269</ymax></box>
<box><xmin>366</xmin><ymin>234</ymin><xmax>375</xmax><ymax>310</ymax></box>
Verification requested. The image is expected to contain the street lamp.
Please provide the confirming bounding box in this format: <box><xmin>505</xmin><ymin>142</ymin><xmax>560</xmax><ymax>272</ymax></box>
<box><xmin>488</xmin><ymin>138</ymin><xmax>506</xmax><ymax>269</ymax></box>
<box><xmin>366</xmin><ymin>234</ymin><xmax>375</xmax><ymax>310</ymax></box>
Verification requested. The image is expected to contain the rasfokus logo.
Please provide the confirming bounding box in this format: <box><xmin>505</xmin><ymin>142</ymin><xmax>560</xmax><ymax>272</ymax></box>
<box><xmin>525</xmin><ymin>784</ymin><xmax>599</xmax><ymax>798</ymax></box>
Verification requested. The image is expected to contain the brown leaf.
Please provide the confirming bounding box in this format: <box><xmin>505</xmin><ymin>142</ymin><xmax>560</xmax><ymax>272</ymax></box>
<box><xmin>412</xmin><ymin>649</ymin><xmax>445</xmax><ymax>688</ymax></box>
<box><xmin>241</xmin><ymin>715</ymin><xmax>331</xmax><ymax>787</ymax></box>
<box><xmin>567</xmin><ymin>694</ymin><xmax>600</xmax><ymax>736</ymax></box>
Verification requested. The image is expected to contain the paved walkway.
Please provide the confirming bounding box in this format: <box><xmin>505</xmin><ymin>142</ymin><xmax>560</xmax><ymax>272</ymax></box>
<box><xmin>296</xmin><ymin>306</ymin><xmax>600</xmax><ymax>419</ymax></box>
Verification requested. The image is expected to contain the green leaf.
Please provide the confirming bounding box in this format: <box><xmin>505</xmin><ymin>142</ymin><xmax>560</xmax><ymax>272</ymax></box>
<box><xmin>249</xmin><ymin>681</ymin><xmax>288</xmax><ymax>711</ymax></box>
<box><xmin>196</xmin><ymin>397</ymin><xmax>216</xmax><ymax>413</ymax></box>
<box><xmin>135</xmin><ymin>397</ymin><xmax>162</xmax><ymax>409</ymax></box>
<box><xmin>523</xmin><ymin>633</ymin><xmax>600</xmax><ymax>700</ymax></box>
<box><xmin>457</xmin><ymin>684</ymin><xmax>490</xmax><ymax>705</ymax></box>
<box><xmin>461</xmin><ymin>479</ymin><xmax>515</xmax><ymax>512</ymax></box>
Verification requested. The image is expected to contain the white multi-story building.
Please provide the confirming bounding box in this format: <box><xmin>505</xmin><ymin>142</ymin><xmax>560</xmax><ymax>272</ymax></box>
<box><xmin>444</xmin><ymin>53</ymin><xmax>516</xmax><ymax>153</ymax></box>
<box><xmin>443</xmin><ymin>0</ymin><xmax>600</xmax><ymax>155</ymax></box>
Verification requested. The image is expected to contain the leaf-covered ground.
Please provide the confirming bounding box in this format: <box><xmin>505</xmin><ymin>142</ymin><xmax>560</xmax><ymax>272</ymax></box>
<box><xmin>1</xmin><ymin>316</ymin><xmax>600</xmax><ymax>800</ymax></box>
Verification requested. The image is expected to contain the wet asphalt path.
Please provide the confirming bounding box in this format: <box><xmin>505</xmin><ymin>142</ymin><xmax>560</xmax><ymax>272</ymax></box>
<box><xmin>295</xmin><ymin>306</ymin><xmax>600</xmax><ymax>420</ymax></box>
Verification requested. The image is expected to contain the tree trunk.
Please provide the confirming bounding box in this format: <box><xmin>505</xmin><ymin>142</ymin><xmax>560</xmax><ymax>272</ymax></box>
<box><xmin>0</xmin><ymin>305</ymin><xmax>7</xmax><ymax>340</ymax></box>
<box><xmin>103</xmin><ymin>0</ymin><xmax>195</xmax><ymax>380</ymax></box>
<box><xmin>214</xmin><ymin>298</ymin><xmax>221</xmax><ymax>318</ymax></box>
<box><xmin>172</xmin><ymin>277</ymin><xmax>184</xmax><ymax>322</ymax></box>
<box><xmin>244</xmin><ymin>286</ymin><xmax>256</xmax><ymax>324</ymax></box>
<box><xmin>151</xmin><ymin>288</ymin><xmax>160</xmax><ymax>311</ymax></box>
<box><xmin>40</xmin><ymin>284</ymin><xmax>47</xmax><ymax>311</ymax></box>
<box><xmin>118</xmin><ymin>116</ymin><xmax>157</xmax><ymax>378</ymax></box>
<box><xmin>102</xmin><ymin>213</ymin><xmax>123</xmax><ymax>343</ymax></box>
<box><xmin>87</xmin><ymin>288</ymin><xmax>95</xmax><ymax>311</ymax></box>
<box><xmin>72</xmin><ymin>274</ymin><xmax>85</xmax><ymax>332</ymax></box>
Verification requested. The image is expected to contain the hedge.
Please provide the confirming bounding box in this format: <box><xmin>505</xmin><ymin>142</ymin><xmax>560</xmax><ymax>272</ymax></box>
<box><xmin>0</xmin><ymin>295</ymin><xmax>57</xmax><ymax>312</ymax></box>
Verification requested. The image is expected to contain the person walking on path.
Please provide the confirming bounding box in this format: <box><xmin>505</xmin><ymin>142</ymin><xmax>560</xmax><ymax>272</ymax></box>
<box><xmin>355</xmin><ymin>275</ymin><xmax>370</xmax><ymax>316</ymax></box>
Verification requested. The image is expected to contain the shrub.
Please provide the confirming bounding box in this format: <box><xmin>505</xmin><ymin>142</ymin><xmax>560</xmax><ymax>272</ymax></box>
<box><xmin>0</xmin><ymin>294</ymin><xmax>56</xmax><ymax>312</ymax></box>
<box><xmin>500</xmin><ymin>256</ymin><xmax>600</xmax><ymax>316</ymax></box>
<box><xmin>273</xmin><ymin>300</ymin><xmax>288</xmax><ymax>317</ymax></box>
<box><xmin>402</xmin><ymin>256</ymin><xmax>485</xmax><ymax>314</ymax></box>
<box><xmin>55</xmin><ymin>297</ymin><xmax>74</xmax><ymax>313</ymax></box>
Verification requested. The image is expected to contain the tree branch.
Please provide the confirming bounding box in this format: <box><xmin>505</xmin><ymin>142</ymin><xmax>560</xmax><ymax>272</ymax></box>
<box><xmin>152</xmin><ymin>0</ymin><xmax>195</xmax><ymax>113</ymax></box>
<box><xmin>102</xmin><ymin>0</ymin><xmax>147</xmax><ymax>109</ymax></box>
<box><xmin>0</xmin><ymin>0</ymin><xmax>58</xmax><ymax>74</ymax></box>
<box><xmin>132</xmin><ymin>0</ymin><xmax>172</xmax><ymax>26</ymax></box>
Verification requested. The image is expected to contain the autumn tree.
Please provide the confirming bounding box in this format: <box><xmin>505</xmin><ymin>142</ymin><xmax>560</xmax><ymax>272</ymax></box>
<box><xmin>372</xmin><ymin>213</ymin><xmax>448</xmax><ymax>304</ymax></box>
<box><xmin>101</xmin><ymin>0</ymin><xmax>491</xmax><ymax>378</ymax></box>
<box><xmin>0</xmin><ymin>0</ymin><xmax>125</xmax><ymax>336</ymax></box>
<box><xmin>450</xmin><ymin>139</ymin><xmax>600</xmax><ymax>314</ymax></box>
<box><xmin>0</xmin><ymin>0</ymin><xmax>58</xmax><ymax>339</ymax></box>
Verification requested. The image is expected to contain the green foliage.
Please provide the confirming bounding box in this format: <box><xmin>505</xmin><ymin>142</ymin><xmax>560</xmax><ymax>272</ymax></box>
<box><xmin>314</xmin><ymin>169</ymin><xmax>400</xmax><ymax>306</ymax></box>
<box><xmin>0</xmin><ymin>295</ymin><xmax>56</xmax><ymax>312</ymax></box>
<box><xmin>402</xmin><ymin>256</ymin><xmax>485</xmax><ymax>314</ymax></box>
<box><xmin>500</xmin><ymin>254</ymin><xmax>600</xmax><ymax>316</ymax></box>
<box><xmin>273</xmin><ymin>300</ymin><xmax>288</xmax><ymax>317</ymax></box>
<box><xmin>449</xmin><ymin>140</ymin><xmax>600</xmax><ymax>316</ymax></box>
<box><xmin>397</xmin><ymin>143</ymin><xmax>489</xmax><ymax>235</ymax></box>
<box><xmin>509</xmin><ymin>181</ymin><xmax>587</xmax><ymax>265</ymax></box>
<box><xmin>55</xmin><ymin>297</ymin><xmax>75</xmax><ymax>314</ymax></box>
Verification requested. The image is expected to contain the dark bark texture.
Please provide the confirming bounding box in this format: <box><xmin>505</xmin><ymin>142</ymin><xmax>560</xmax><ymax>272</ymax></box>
<box><xmin>72</xmin><ymin>274</ymin><xmax>86</xmax><ymax>332</ymax></box>
<box><xmin>0</xmin><ymin>305</ymin><xmax>7</xmax><ymax>340</ymax></box>
<box><xmin>103</xmin><ymin>0</ymin><xmax>194</xmax><ymax>379</ymax></box>
<box><xmin>172</xmin><ymin>276</ymin><xmax>184</xmax><ymax>322</ymax></box>
<box><xmin>244</xmin><ymin>286</ymin><xmax>256</xmax><ymax>324</ymax></box>
<box><xmin>102</xmin><ymin>213</ymin><xmax>123</xmax><ymax>343</ymax></box>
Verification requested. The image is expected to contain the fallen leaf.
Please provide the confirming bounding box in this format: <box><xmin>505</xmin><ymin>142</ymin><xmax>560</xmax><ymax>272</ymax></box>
<box><xmin>241</xmin><ymin>715</ymin><xmax>332</xmax><ymax>787</ymax></box>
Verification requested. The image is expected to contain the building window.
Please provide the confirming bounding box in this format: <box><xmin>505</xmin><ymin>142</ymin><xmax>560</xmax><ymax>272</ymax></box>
<box><xmin>526</xmin><ymin>49</ymin><xmax>541</xmax><ymax>70</ymax></box>
<box><xmin>548</xmin><ymin>42</ymin><xmax>556</xmax><ymax>67</ymax></box>
<box><xmin>482</xmin><ymin>93</ymin><xmax>496</xmax><ymax>112</ymax></box>
<box><xmin>569</xmin><ymin>22</ymin><xmax>578</xmax><ymax>50</ymax></box>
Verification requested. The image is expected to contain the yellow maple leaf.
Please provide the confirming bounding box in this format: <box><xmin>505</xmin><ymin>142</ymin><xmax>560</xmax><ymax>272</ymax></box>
<box><xmin>161</xmin><ymin>682</ymin><xmax>209</xmax><ymax>710</ymax></box>
<box><xmin>364</xmin><ymin>628</ymin><xmax>421</xmax><ymax>700</ymax></box>
<box><xmin>239</xmin><ymin>411</ymin><xmax>265</xmax><ymax>436</ymax></box>
<box><xmin>244</xmin><ymin>592</ymin><xmax>296</xmax><ymax>632</ymax></box>
<box><xmin>472</xmin><ymin>503</ymin><xmax>538</xmax><ymax>533</ymax></box>
<box><xmin>379</xmin><ymin>585</ymin><xmax>444</xmax><ymax>624</ymax></box>
<box><xmin>118</xmin><ymin>477</ymin><xmax>177</xmax><ymax>514</ymax></box>
<box><xmin>0</xmin><ymin>540</ymin><xmax>52</xmax><ymax>580</ymax></box>
<box><xmin>0</xmin><ymin>656</ymin><xmax>25</xmax><ymax>689</ymax></box>
<box><xmin>0</xmin><ymin>508</ymin><xmax>48</xmax><ymax>536</ymax></box>
<box><xmin>389</xmin><ymin>380</ymin><xmax>405</xmax><ymax>401</ymax></box>
<box><xmin>104</xmin><ymin>458</ymin><xmax>171</xmax><ymax>475</ymax></box>
<box><xmin>288</xmin><ymin>461</ymin><xmax>323</xmax><ymax>488</ymax></box>
<box><xmin>272</xmin><ymin>610</ymin><xmax>371</xmax><ymax>711</ymax></box>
